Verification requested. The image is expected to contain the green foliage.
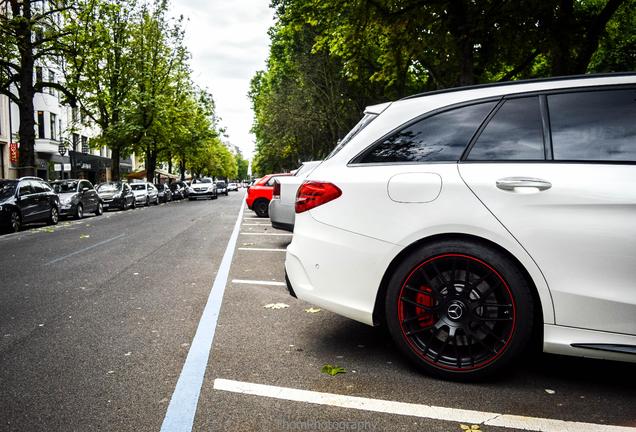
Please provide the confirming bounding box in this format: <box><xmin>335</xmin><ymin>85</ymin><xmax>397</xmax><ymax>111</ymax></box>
<box><xmin>250</xmin><ymin>0</ymin><xmax>635</xmax><ymax>173</ymax></box>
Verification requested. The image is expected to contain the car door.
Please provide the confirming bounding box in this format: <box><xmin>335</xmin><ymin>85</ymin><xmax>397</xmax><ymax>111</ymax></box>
<box><xmin>458</xmin><ymin>88</ymin><xmax>636</xmax><ymax>335</ymax></box>
<box><xmin>17</xmin><ymin>181</ymin><xmax>37</xmax><ymax>222</ymax></box>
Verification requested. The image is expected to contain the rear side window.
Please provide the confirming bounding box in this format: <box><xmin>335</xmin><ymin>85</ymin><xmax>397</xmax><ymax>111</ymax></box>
<box><xmin>549</xmin><ymin>88</ymin><xmax>636</xmax><ymax>162</ymax></box>
<box><xmin>467</xmin><ymin>96</ymin><xmax>544</xmax><ymax>161</ymax></box>
<box><xmin>19</xmin><ymin>182</ymin><xmax>33</xmax><ymax>196</ymax></box>
<box><xmin>355</xmin><ymin>102</ymin><xmax>496</xmax><ymax>164</ymax></box>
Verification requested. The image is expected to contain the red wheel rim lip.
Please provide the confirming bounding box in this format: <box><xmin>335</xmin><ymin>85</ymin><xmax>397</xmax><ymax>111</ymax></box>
<box><xmin>397</xmin><ymin>253</ymin><xmax>517</xmax><ymax>372</ymax></box>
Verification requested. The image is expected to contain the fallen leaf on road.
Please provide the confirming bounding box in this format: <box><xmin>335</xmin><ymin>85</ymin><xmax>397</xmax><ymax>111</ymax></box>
<box><xmin>304</xmin><ymin>307</ymin><xmax>321</xmax><ymax>313</ymax></box>
<box><xmin>545</xmin><ymin>389</ymin><xmax>556</xmax><ymax>394</ymax></box>
<box><xmin>264</xmin><ymin>303</ymin><xmax>289</xmax><ymax>309</ymax></box>
<box><xmin>80</xmin><ymin>234</ymin><xmax>90</xmax><ymax>239</ymax></box>
<box><xmin>321</xmin><ymin>364</ymin><xmax>346</xmax><ymax>376</ymax></box>
<box><xmin>460</xmin><ymin>425</ymin><xmax>480</xmax><ymax>431</ymax></box>
<box><xmin>124</xmin><ymin>352</ymin><xmax>132</xmax><ymax>356</ymax></box>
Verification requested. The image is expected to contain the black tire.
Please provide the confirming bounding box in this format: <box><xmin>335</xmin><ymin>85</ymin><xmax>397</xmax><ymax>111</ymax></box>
<box><xmin>75</xmin><ymin>203</ymin><xmax>84</xmax><ymax>219</ymax></box>
<box><xmin>95</xmin><ymin>202</ymin><xmax>103</xmax><ymax>216</ymax></box>
<box><xmin>121</xmin><ymin>200</ymin><xmax>128</xmax><ymax>211</ymax></box>
<box><xmin>8</xmin><ymin>210</ymin><xmax>21</xmax><ymax>232</ymax></box>
<box><xmin>212</xmin><ymin>194</ymin><xmax>218</xmax><ymax>200</ymax></box>
<box><xmin>145</xmin><ymin>197</ymin><xmax>150</xmax><ymax>206</ymax></box>
<box><xmin>384</xmin><ymin>239</ymin><xmax>534</xmax><ymax>381</ymax></box>
<box><xmin>48</xmin><ymin>206</ymin><xmax>59</xmax><ymax>225</ymax></box>
<box><xmin>253</xmin><ymin>199</ymin><xmax>269</xmax><ymax>218</ymax></box>
<box><xmin>131</xmin><ymin>199</ymin><xmax>137</xmax><ymax>209</ymax></box>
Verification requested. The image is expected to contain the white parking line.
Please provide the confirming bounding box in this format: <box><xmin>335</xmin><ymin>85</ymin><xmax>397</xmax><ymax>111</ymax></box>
<box><xmin>244</xmin><ymin>217</ymin><xmax>268</xmax><ymax>220</ymax></box>
<box><xmin>213</xmin><ymin>379</ymin><xmax>636</xmax><ymax>432</ymax></box>
<box><xmin>242</xmin><ymin>223</ymin><xmax>272</xmax><ymax>226</ymax></box>
<box><xmin>240</xmin><ymin>232</ymin><xmax>292</xmax><ymax>236</ymax></box>
<box><xmin>160</xmin><ymin>204</ymin><xmax>245</xmax><ymax>432</ymax></box>
<box><xmin>238</xmin><ymin>248</ymin><xmax>286</xmax><ymax>252</ymax></box>
<box><xmin>231</xmin><ymin>279</ymin><xmax>286</xmax><ymax>287</ymax></box>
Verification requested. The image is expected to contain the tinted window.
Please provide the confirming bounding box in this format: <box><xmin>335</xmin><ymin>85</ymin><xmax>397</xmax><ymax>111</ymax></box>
<box><xmin>19</xmin><ymin>182</ymin><xmax>33</xmax><ymax>196</ymax></box>
<box><xmin>32</xmin><ymin>181</ymin><xmax>48</xmax><ymax>193</ymax></box>
<box><xmin>357</xmin><ymin>102</ymin><xmax>496</xmax><ymax>163</ymax></box>
<box><xmin>468</xmin><ymin>96</ymin><xmax>544</xmax><ymax>161</ymax></box>
<box><xmin>549</xmin><ymin>89</ymin><xmax>636</xmax><ymax>161</ymax></box>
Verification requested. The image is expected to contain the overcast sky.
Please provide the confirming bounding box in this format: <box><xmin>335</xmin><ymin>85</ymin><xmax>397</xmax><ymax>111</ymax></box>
<box><xmin>169</xmin><ymin>0</ymin><xmax>275</xmax><ymax>160</ymax></box>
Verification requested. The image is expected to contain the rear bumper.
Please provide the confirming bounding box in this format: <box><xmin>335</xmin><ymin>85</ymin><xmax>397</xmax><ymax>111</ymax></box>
<box><xmin>269</xmin><ymin>198</ymin><xmax>294</xmax><ymax>231</ymax></box>
<box><xmin>285</xmin><ymin>213</ymin><xmax>399</xmax><ymax>326</ymax></box>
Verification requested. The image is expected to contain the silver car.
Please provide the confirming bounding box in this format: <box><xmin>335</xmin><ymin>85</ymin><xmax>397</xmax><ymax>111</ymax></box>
<box><xmin>269</xmin><ymin>161</ymin><xmax>321</xmax><ymax>231</ymax></box>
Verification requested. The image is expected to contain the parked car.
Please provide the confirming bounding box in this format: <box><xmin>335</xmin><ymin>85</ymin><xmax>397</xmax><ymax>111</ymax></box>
<box><xmin>285</xmin><ymin>74</ymin><xmax>636</xmax><ymax>381</ymax></box>
<box><xmin>227</xmin><ymin>182</ymin><xmax>239</xmax><ymax>192</ymax></box>
<box><xmin>187</xmin><ymin>178</ymin><xmax>217</xmax><ymax>200</ymax></box>
<box><xmin>245</xmin><ymin>173</ymin><xmax>292</xmax><ymax>217</ymax></box>
<box><xmin>96</xmin><ymin>181</ymin><xmax>136</xmax><ymax>211</ymax></box>
<box><xmin>169</xmin><ymin>181</ymin><xmax>188</xmax><ymax>200</ymax></box>
<box><xmin>0</xmin><ymin>177</ymin><xmax>60</xmax><ymax>232</ymax></box>
<box><xmin>215</xmin><ymin>181</ymin><xmax>229</xmax><ymax>196</ymax></box>
<box><xmin>269</xmin><ymin>161</ymin><xmax>321</xmax><ymax>231</ymax></box>
<box><xmin>155</xmin><ymin>183</ymin><xmax>172</xmax><ymax>203</ymax></box>
<box><xmin>130</xmin><ymin>182</ymin><xmax>159</xmax><ymax>206</ymax></box>
<box><xmin>51</xmin><ymin>179</ymin><xmax>103</xmax><ymax>219</ymax></box>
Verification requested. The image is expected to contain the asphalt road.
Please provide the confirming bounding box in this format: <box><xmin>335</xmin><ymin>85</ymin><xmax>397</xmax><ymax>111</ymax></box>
<box><xmin>1</xmin><ymin>192</ymin><xmax>635</xmax><ymax>432</ymax></box>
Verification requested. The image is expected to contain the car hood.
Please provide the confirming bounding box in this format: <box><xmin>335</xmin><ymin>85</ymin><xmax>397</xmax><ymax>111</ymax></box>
<box><xmin>98</xmin><ymin>192</ymin><xmax>119</xmax><ymax>199</ymax></box>
<box><xmin>58</xmin><ymin>192</ymin><xmax>78</xmax><ymax>200</ymax></box>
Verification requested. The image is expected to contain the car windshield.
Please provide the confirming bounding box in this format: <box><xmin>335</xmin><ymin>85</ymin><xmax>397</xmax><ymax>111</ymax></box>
<box><xmin>193</xmin><ymin>178</ymin><xmax>212</xmax><ymax>184</ymax></box>
<box><xmin>326</xmin><ymin>113</ymin><xmax>377</xmax><ymax>159</ymax></box>
<box><xmin>0</xmin><ymin>181</ymin><xmax>17</xmax><ymax>200</ymax></box>
<box><xmin>53</xmin><ymin>181</ymin><xmax>78</xmax><ymax>193</ymax></box>
<box><xmin>96</xmin><ymin>183</ymin><xmax>121</xmax><ymax>192</ymax></box>
<box><xmin>131</xmin><ymin>184</ymin><xmax>146</xmax><ymax>191</ymax></box>
<box><xmin>216</xmin><ymin>182</ymin><xmax>226</xmax><ymax>187</ymax></box>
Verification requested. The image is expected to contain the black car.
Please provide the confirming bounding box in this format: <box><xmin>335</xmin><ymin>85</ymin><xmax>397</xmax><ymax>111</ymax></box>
<box><xmin>169</xmin><ymin>182</ymin><xmax>186</xmax><ymax>200</ymax></box>
<box><xmin>215</xmin><ymin>181</ymin><xmax>229</xmax><ymax>196</ymax></box>
<box><xmin>170</xmin><ymin>180</ymin><xmax>189</xmax><ymax>199</ymax></box>
<box><xmin>51</xmin><ymin>179</ymin><xmax>103</xmax><ymax>219</ymax></box>
<box><xmin>96</xmin><ymin>181</ymin><xmax>136</xmax><ymax>211</ymax></box>
<box><xmin>0</xmin><ymin>177</ymin><xmax>60</xmax><ymax>233</ymax></box>
<box><xmin>155</xmin><ymin>183</ymin><xmax>173</xmax><ymax>203</ymax></box>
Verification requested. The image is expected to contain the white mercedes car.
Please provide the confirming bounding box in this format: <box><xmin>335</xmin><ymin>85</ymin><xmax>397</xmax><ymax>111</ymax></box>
<box><xmin>285</xmin><ymin>73</ymin><xmax>636</xmax><ymax>380</ymax></box>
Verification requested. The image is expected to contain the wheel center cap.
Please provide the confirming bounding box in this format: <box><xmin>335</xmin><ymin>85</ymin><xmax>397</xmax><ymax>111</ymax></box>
<box><xmin>447</xmin><ymin>301</ymin><xmax>465</xmax><ymax>321</ymax></box>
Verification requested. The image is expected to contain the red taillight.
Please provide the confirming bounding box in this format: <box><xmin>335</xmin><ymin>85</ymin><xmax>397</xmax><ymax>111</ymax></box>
<box><xmin>272</xmin><ymin>180</ymin><xmax>281</xmax><ymax>198</ymax></box>
<box><xmin>295</xmin><ymin>181</ymin><xmax>342</xmax><ymax>213</ymax></box>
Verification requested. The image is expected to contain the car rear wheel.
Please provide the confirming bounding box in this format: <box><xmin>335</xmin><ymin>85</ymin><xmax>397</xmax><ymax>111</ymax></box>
<box><xmin>253</xmin><ymin>199</ymin><xmax>269</xmax><ymax>217</ymax></box>
<box><xmin>75</xmin><ymin>204</ymin><xmax>83</xmax><ymax>219</ymax></box>
<box><xmin>385</xmin><ymin>239</ymin><xmax>533</xmax><ymax>381</ymax></box>
<box><xmin>48</xmin><ymin>207</ymin><xmax>59</xmax><ymax>225</ymax></box>
<box><xmin>95</xmin><ymin>202</ymin><xmax>103</xmax><ymax>216</ymax></box>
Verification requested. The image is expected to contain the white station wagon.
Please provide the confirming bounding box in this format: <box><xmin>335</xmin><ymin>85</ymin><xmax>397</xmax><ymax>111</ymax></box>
<box><xmin>285</xmin><ymin>73</ymin><xmax>636</xmax><ymax>380</ymax></box>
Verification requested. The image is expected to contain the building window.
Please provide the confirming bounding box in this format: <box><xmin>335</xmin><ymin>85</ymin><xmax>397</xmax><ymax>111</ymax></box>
<box><xmin>35</xmin><ymin>67</ymin><xmax>43</xmax><ymax>86</ymax></box>
<box><xmin>37</xmin><ymin>111</ymin><xmax>45</xmax><ymax>138</ymax></box>
<box><xmin>72</xmin><ymin>107</ymin><xmax>79</xmax><ymax>123</ymax></box>
<box><xmin>72</xmin><ymin>133</ymin><xmax>79</xmax><ymax>152</ymax></box>
<box><xmin>81</xmin><ymin>136</ymin><xmax>88</xmax><ymax>153</ymax></box>
<box><xmin>50</xmin><ymin>113</ymin><xmax>57</xmax><ymax>140</ymax></box>
<box><xmin>48</xmin><ymin>70</ymin><xmax>55</xmax><ymax>96</ymax></box>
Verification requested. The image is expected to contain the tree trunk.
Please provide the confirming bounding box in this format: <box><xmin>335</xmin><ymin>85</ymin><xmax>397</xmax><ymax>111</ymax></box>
<box><xmin>145</xmin><ymin>148</ymin><xmax>157</xmax><ymax>183</ymax></box>
<box><xmin>179</xmin><ymin>158</ymin><xmax>186</xmax><ymax>180</ymax></box>
<box><xmin>14</xmin><ymin>1</ymin><xmax>37</xmax><ymax>177</ymax></box>
<box><xmin>111</xmin><ymin>147</ymin><xmax>121</xmax><ymax>181</ymax></box>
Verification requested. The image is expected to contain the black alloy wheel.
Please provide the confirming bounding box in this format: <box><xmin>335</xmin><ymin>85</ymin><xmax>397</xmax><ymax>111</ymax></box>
<box><xmin>95</xmin><ymin>202</ymin><xmax>103</xmax><ymax>216</ymax></box>
<box><xmin>385</xmin><ymin>239</ymin><xmax>533</xmax><ymax>381</ymax></box>
<box><xmin>49</xmin><ymin>206</ymin><xmax>59</xmax><ymax>225</ymax></box>
<box><xmin>253</xmin><ymin>199</ymin><xmax>269</xmax><ymax>218</ymax></box>
<box><xmin>9</xmin><ymin>210</ymin><xmax>21</xmax><ymax>232</ymax></box>
<box><xmin>131</xmin><ymin>198</ymin><xmax>137</xmax><ymax>209</ymax></box>
<box><xmin>145</xmin><ymin>197</ymin><xmax>150</xmax><ymax>206</ymax></box>
<box><xmin>75</xmin><ymin>203</ymin><xmax>84</xmax><ymax>220</ymax></box>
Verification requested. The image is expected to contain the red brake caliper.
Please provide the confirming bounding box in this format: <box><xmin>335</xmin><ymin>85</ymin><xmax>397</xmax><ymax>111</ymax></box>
<box><xmin>415</xmin><ymin>286</ymin><xmax>434</xmax><ymax>328</ymax></box>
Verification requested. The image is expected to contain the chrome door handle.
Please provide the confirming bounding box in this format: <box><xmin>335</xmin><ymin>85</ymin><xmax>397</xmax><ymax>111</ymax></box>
<box><xmin>496</xmin><ymin>177</ymin><xmax>552</xmax><ymax>191</ymax></box>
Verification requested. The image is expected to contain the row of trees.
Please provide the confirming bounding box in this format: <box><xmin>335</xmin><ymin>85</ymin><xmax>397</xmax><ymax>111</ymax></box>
<box><xmin>1</xmin><ymin>0</ymin><xmax>240</xmax><ymax>181</ymax></box>
<box><xmin>249</xmin><ymin>0</ymin><xmax>636</xmax><ymax>175</ymax></box>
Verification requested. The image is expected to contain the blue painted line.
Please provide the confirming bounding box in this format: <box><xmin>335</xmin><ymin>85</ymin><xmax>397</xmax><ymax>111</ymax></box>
<box><xmin>160</xmin><ymin>203</ymin><xmax>246</xmax><ymax>432</ymax></box>
<box><xmin>45</xmin><ymin>233</ymin><xmax>126</xmax><ymax>265</ymax></box>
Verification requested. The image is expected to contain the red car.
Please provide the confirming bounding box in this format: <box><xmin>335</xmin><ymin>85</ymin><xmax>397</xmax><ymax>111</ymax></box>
<box><xmin>246</xmin><ymin>173</ymin><xmax>292</xmax><ymax>217</ymax></box>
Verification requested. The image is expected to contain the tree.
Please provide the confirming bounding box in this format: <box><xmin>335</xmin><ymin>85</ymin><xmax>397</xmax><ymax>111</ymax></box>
<box><xmin>235</xmin><ymin>152</ymin><xmax>248</xmax><ymax>180</ymax></box>
<box><xmin>1</xmin><ymin>0</ymin><xmax>86</xmax><ymax>176</ymax></box>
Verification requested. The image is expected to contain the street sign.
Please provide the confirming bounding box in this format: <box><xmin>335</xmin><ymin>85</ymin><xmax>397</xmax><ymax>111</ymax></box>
<box><xmin>58</xmin><ymin>143</ymin><xmax>67</xmax><ymax>156</ymax></box>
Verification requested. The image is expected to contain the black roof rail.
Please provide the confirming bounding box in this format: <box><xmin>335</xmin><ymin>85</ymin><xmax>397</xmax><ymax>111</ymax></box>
<box><xmin>400</xmin><ymin>72</ymin><xmax>636</xmax><ymax>101</ymax></box>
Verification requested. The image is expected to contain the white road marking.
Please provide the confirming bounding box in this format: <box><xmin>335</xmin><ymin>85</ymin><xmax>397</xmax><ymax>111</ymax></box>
<box><xmin>244</xmin><ymin>217</ymin><xmax>269</xmax><ymax>220</ymax></box>
<box><xmin>240</xmin><ymin>232</ymin><xmax>292</xmax><ymax>236</ymax></box>
<box><xmin>160</xmin><ymin>204</ymin><xmax>245</xmax><ymax>432</ymax></box>
<box><xmin>45</xmin><ymin>234</ymin><xmax>126</xmax><ymax>265</ymax></box>
<box><xmin>242</xmin><ymin>223</ymin><xmax>272</xmax><ymax>226</ymax></box>
<box><xmin>213</xmin><ymin>379</ymin><xmax>636</xmax><ymax>432</ymax></box>
<box><xmin>238</xmin><ymin>247</ymin><xmax>286</xmax><ymax>252</ymax></box>
<box><xmin>231</xmin><ymin>279</ymin><xmax>286</xmax><ymax>287</ymax></box>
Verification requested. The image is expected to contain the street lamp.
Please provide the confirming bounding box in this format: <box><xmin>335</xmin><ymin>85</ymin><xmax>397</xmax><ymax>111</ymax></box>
<box><xmin>58</xmin><ymin>142</ymin><xmax>67</xmax><ymax>180</ymax></box>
